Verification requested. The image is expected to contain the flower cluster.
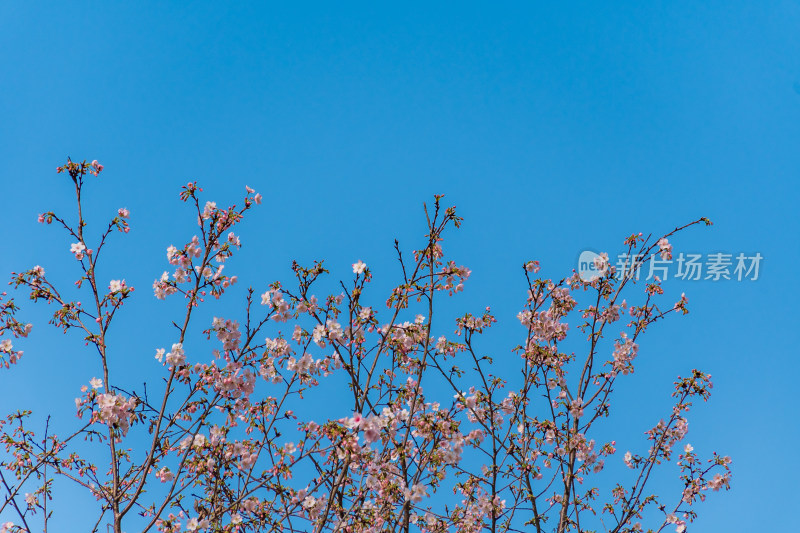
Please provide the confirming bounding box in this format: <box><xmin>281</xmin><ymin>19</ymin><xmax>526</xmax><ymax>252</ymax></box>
<box><xmin>94</xmin><ymin>392</ymin><xmax>137</xmax><ymax>436</ymax></box>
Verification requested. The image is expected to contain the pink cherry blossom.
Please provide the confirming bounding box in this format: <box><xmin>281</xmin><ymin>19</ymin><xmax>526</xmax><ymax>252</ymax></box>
<box><xmin>352</xmin><ymin>260</ymin><xmax>367</xmax><ymax>274</ymax></box>
<box><xmin>525</xmin><ymin>260</ymin><xmax>541</xmax><ymax>273</ymax></box>
<box><xmin>164</xmin><ymin>343</ymin><xmax>185</xmax><ymax>367</ymax></box>
<box><xmin>658</xmin><ymin>237</ymin><xmax>673</xmax><ymax>260</ymax></box>
<box><xmin>70</xmin><ymin>242</ymin><xmax>86</xmax><ymax>259</ymax></box>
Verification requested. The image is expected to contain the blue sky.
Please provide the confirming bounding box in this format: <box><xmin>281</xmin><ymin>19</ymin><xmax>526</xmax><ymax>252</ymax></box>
<box><xmin>1</xmin><ymin>1</ymin><xmax>799</xmax><ymax>531</ymax></box>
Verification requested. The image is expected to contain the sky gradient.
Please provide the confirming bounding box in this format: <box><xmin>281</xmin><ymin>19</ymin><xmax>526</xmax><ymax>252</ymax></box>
<box><xmin>1</xmin><ymin>2</ymin><xmax>799</xmax><ymax>531</ymax></box>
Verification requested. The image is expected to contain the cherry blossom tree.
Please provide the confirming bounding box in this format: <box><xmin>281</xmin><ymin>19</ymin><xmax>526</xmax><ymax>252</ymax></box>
<box><xmin>0</xmin><ymin>159</ymin><xmax>731</xmax><ymax>533</ymax></box>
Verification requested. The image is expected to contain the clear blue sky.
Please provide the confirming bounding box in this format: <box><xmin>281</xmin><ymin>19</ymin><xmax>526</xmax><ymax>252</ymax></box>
<box><xmin>1</xmin><ymin>2</ymin><xmax>798</xmax><ymax>531</ymax></box>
